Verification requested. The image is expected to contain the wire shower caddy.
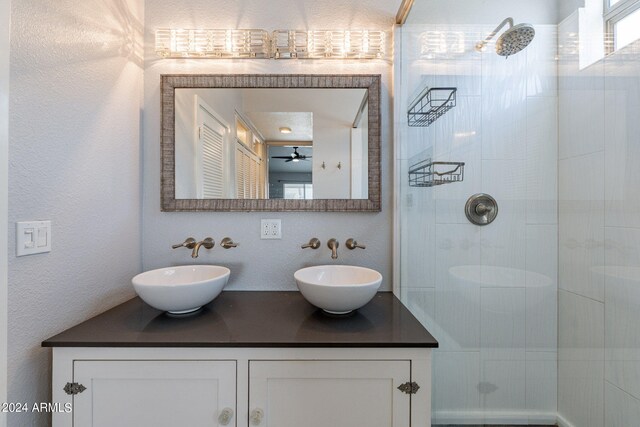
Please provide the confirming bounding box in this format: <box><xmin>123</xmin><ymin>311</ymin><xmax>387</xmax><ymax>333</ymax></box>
<box><xmin>407</xmin><ymin>87</ymin><xmax>457</xmax><ymax>127</ymax></box>
<box><xmin>408</xmin><ymin>158</ymin><xmax>465</xmax><ymax>187</ymax></box>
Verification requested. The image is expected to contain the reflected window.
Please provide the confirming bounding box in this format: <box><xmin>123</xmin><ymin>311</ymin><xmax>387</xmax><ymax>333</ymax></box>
<box><xmin>284</xmin><ymin>183</ymin><xmax>313</xmax><ymax>200</ymax></box>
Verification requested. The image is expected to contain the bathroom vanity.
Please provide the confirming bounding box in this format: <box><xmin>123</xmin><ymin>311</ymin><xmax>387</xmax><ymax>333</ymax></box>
<box><xmin>43</xmin><ymin>291</ymin><xmax>437</xmax><ymax>427</ymax></box>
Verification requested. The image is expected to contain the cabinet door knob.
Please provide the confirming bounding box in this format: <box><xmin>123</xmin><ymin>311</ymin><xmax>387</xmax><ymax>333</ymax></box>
<box><xmin>218</xmin><ymin>407</ymin><xmax>234</xmax><ymax>425</ymax></box>
<box><xmin>250</xmin><ymin>408</ymin><xmax>264</xmax><ymax>425</ymax></box>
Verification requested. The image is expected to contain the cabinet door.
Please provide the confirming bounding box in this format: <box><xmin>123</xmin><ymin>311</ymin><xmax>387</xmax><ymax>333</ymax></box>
<box><xmin>73</xmin><ymin>360</ymin><xmax>236</xmax><ymax>427</ymax></box>
<box><xmin>249</xmin><ymin>360</ymin><xmax>410</xmax><ymax>427</ymax></box>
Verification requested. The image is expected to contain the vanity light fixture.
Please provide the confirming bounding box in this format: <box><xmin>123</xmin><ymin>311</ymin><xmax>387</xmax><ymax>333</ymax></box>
<box><xmin>155</xmin><ymin>29</ymin><xmax>270</xmax><ymax>58</ymax></box>
<box><xmin>155</xmin><ymin>29</ymin><xmax>387</xmax><ymax>59</ymax></box>
<box><xmin>274</xmin><ymin>30</ymin><xmax>387</xmax><ymax>59</ymax></box>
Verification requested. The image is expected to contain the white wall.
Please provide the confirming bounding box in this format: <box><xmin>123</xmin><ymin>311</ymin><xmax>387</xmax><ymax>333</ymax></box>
<box><xmin>406</xmin><ymin>0</ymin><xmax>559</xmax><ymax>25</ymax></box>
<box><xmin>397</xmin><ymin>3</ymin><xmax>558</xmax><ymax>423</ymax></box>
<box><xmin>0</xmin><ymin>0</ymin><xmax>9</xmax><ymax>424</ymax></box>
<box><xmin>143</xmin><ymin>0</ymin><xmax>394</xmax><ymax>291</ymax></box>
<box><xmin>7</xmin><ymin>0</ymin><xmax>144</xmax><ymax>425</ymax></box>
<box><xmin>557</xmin><ymin>11</ymin><xmax>640</xmax><ymax>427</ymax></box>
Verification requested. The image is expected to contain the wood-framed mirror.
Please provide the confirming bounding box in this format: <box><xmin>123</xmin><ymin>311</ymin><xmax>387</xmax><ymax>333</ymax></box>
<box><xmin>161</xmin><ymin>74</ymin><xmax>381</xmax><ymax>212</ymax></box>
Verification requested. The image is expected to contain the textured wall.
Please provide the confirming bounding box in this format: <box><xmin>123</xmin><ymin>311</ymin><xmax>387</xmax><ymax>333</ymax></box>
<box><xmin>143</xmin><ymin>0</ymin><xmax>395</xmax><ymax>291</ymax></box>
<box><xmin>7</xmin><ymin>0</ymin><xmax>144</xmax><ymax>425</ymax></box>
<box><xmin>0</xmin><ymin>0</ymin><xmax>9</xmax><ymax>422</ymax></box>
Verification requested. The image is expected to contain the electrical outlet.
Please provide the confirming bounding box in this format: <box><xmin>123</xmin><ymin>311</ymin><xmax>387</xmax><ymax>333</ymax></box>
<box><xmin>261</xmin><ymin>219</ymin><xmax>282</xmax><ymax>239</ymax></box>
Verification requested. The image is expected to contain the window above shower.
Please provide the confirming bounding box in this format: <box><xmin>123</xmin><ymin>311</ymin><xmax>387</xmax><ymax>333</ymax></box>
<box><xmin>605</xmin><ymin>0</ymin><xmax>640</xmax><ymax>52</ymax></box>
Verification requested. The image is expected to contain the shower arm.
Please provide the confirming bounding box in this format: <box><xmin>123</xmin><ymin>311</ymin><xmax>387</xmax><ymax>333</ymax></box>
<box><xmin>475</xmin><ymin>17</ymin><xmax>514</xmax><ymax>51</ymax></box>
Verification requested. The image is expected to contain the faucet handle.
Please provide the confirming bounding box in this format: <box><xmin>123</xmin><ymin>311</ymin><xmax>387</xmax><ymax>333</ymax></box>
<box><xmin>200</xmin><ymin>237</ymin><xmax>215</xmax><ymax>250</ymax></box>
<box><xmin>301</xmin><ymin>238</ymin><xmax>321</xmax><ymax>249</ymax></box>
<box><xmin>172</xmin><ymin>237</ymin><xmax>196</xmax><ymax>249</ymax></box>
<box><xmin>220</xmin><ymin>237</ymin><xmax>238</xmax><ymax>249</ymax></box>
<box><xmin>345</xmin><ymin>238</ymin><xmax>366</xmax><ymax>250</ymax></box>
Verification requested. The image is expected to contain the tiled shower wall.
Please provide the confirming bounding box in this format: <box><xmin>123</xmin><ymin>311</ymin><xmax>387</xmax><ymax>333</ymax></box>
<box><xmin>397</xmin><ymin>24</ymin><xmax>558</xmax><ymax>424</ymax></box>
<box><xmin>557</xmin><ymin>11</ymin><xmax>640</xmax><ymax>427</ymax></box>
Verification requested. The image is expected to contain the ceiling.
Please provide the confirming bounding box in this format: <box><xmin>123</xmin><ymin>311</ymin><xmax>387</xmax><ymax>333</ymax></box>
<box><xmin>241</xmin><ymin>88</ymin><xmax>367</xmax><ymax>139</ymax></box>
<box><xmin>245</xmin><ymin>112</ymin><xmax>313</xmax><ymax>142</ymax></box>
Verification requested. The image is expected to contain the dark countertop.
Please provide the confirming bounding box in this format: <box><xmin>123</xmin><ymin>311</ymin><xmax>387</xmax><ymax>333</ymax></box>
<box><xmin>42</xmin><ymin>291</ymin><xmax>438</xmax><ymax>348</ymax></box>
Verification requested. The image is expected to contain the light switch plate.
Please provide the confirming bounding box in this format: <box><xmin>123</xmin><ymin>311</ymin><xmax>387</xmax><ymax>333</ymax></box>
<box><xmin>17</xmin><ymin>221</ymin><xmax>51</xmax><ymax>256</ymax></box>
<box><xmin>261</xmin><ymin>219</ymin><xmax>282</xmax><ymax>239</ymax></box>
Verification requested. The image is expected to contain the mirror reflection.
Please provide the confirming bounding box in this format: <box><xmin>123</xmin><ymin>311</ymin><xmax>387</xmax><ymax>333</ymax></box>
<box><xmin>175</xmin><ymin>88</ymin><xmax>369</xmax><ymax>200</ymax></box>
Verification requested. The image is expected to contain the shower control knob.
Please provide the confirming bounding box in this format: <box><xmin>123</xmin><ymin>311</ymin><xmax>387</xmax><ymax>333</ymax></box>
<box><xmin>465</xmin><ymin>193</ymin><xmax>498</xmax><ymax>226</ymax></box>
<box><xmin>475</xmin><ymin>203</ymin><xmax>493</xmax><ymax>216</ymax></box>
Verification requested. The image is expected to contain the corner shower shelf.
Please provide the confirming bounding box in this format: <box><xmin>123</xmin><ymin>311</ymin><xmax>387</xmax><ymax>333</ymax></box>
<box><xmin>408</xmin><ymin>159</ymin><xmax>465</xmax><ymax>188</ymax></box>
<box><xmin>407</xmin><ymin>87</ymin><xmax>457</xmax><ymax>127</ymax></box>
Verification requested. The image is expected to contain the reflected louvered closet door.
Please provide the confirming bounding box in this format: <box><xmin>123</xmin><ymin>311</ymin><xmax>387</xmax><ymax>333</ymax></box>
<box><xmin>250</xmin><ymin>158</ymin><xmax>258</xmax><ymax>198</ymax></box>
<box><xmin>199</xmin><ymin>124</ymin><xmax>224</xmax><ymax>198</ymax></box>
<box><xmin>195</xmin><ymin>96</ymin><xmax>229</xmax><ymax>199</ymax></box>
<box><xmin>236</xmin><ymin>146</ymin><xmax>245</xmax><ymax>199</ymax></box>
<box><xmin>243</xmin><ymin>152</ymin><xmax>251</xmax><ymax>199</ymax></box>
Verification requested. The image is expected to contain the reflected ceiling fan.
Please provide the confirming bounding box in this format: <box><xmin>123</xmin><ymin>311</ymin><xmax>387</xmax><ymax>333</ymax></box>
<box><xmin>271</xmin><ymin>147</ymin><xmax>311</xmax><ymax>163</ymax></box>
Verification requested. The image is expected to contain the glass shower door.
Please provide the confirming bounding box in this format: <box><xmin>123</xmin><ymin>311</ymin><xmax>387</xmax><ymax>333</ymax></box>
<box><xmin>396</xmin><ymin>17</ymin><xmax>558</xmax><ymax>425</ymax></box>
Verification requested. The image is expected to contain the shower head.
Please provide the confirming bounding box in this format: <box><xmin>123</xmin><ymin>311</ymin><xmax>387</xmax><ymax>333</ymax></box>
<box><xmin>496</xmin><ymin>23</ymin><xmax>535</xmax><ymax>57</ymax></box>
<box><xmin>475</xmin><ymin>18</ymin><xmax>535</xmax><ymax>58</ymax></box>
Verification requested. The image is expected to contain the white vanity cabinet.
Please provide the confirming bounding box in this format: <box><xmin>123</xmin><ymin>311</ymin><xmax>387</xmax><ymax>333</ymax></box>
<box><xmin>51</xmin><ymin>347</ymin><xmax>431</xmax><ymax>427</ymax></box>
<box><xmin>71</xmin><ymin>360</ymin><xmax>236</xmax><ymax>427</ymax></box>
<box><xmin>45</xmin><ymin>293</ymin><xmax>438</xmax><ymax>427</ymax></box>
<box><xmin>249</xmin><ymin>360</ymin><xmax>411</xmax><ymax>427</ymax></box>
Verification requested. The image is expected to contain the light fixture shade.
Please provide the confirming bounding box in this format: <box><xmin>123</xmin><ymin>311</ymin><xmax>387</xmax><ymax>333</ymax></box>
<box><xmin>306</xmin><ymin>30</ymin><xmax>387</xmax><ymax>59</ymax></box>
<box><xmin>155</xmin><ymin>29</ymin><xmax>270</xmax><ymax>58</ymax></box>
<box><xmin>156</xmin><ymin>28</ymin><xmax>387</xmax><ymax>60</ymax></box>
<box><xmin>272</xmin><ymin>30</ymin><xmax>309</xmax><ymax>58</ymax></box>
<box><xmin>420</xmin><ymin>31</ymin><xmax>466</xmax><ymax>58</ymax></box>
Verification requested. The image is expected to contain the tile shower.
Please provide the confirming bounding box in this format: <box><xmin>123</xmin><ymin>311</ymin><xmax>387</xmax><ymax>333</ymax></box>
<box><xmin>397</xmin><ymin>21</ymin><xmax>558</xmax><ymax>425</ymax></box>
<box><xmin>396</xmin><ymin>3</ymin><xmax>640</xmax><ymax>426</ymax></box>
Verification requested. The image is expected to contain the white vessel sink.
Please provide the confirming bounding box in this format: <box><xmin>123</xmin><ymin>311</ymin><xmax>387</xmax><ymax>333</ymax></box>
<box><xmin>294</xmin><ymin>265</ymin><xmax>382</xmax><ymax>314</ymax></box>
<box><xmin>132</xmin><ymin>265</ymin><xmax>230</xmax><ymax>314</ymax></box>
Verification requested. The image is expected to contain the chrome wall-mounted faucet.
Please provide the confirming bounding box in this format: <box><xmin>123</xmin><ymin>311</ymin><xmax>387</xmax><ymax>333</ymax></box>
<box><xmin>301</xmin><ymin>238</ymin><xmax>321</xmax><ymax>249</ymax></box>
<box><xmin>327</xmin><ymin>238</ymin><xmax>339</xmax><ymax>259</ymax></box>
<box><xmin>345</xmin><ymin>238</ymin><xmax>366</xmax><ymax>250</ymax></box>
<box><xmin>173</xmin><ymin>237</ymin><xmax>238</xmax><ymax>257</ymax></box>
<box><xmin>172</xmin><ymin>237</ymin><xmax>214</xmax><ymax>258</ymax></box>
<box><xmin>191</xmin><ymin>238</ymin><xmax>214</xmax><ymax>258</ymax></box>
